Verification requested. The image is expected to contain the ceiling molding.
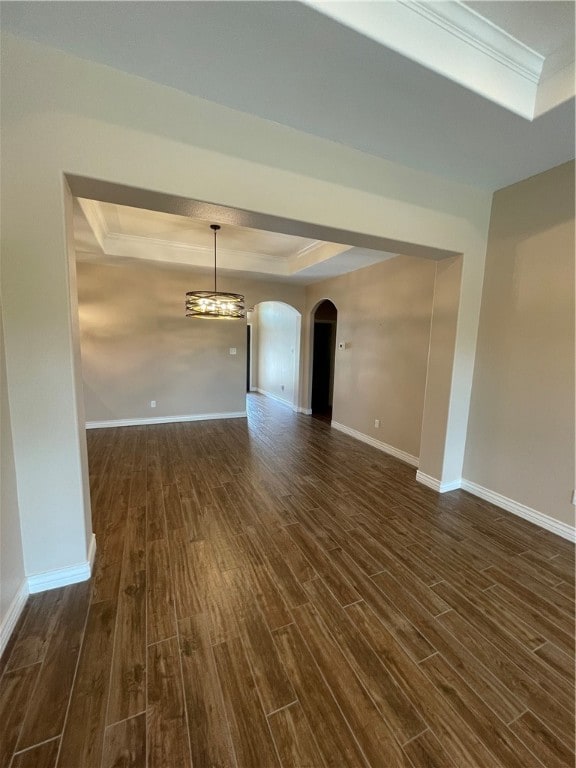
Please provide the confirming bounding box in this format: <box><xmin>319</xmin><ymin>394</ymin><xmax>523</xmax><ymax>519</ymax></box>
<box><xmin>404</xmin><ymin>1</ymin><xmax>544</xmax><ymax>83</ymax></box>
<box><xmin>293</xmin><ymin>239</ymin><xmax>329</xmax><ymax>259</ymax></box>
<box><xmin>103</xmin><ymin>231</ymin><xmax>291</xmax><ymax>264</ymax></box>
<box><xmin>90</xmin><ymin>230</ymin><xmax>358</xmax><ymax>279</ymax></box>
<box><xmin>305</xmin><ymin>0</ymin><xmax>552</xmax><ymax>118</ymax></box>
<box><xmin>77</xmin><ymin>198</ymin><xmax>108</xmax><ymax>250</ymax></box>
<box><xmin>74</xmin><ymin>199</ymin><xmax>399</xmax><ymax>283</ymax></box>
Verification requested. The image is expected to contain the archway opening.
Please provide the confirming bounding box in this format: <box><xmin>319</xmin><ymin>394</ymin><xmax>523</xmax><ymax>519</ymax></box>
<box><xmin>248</xmin><ymin>300</ymin><xmax>301</xmax><ymax>411</ymax></box>
<box><xmin>311</xmin><ymin>299</ymin><xmax>337</xmax><ymax>421</ymax></box>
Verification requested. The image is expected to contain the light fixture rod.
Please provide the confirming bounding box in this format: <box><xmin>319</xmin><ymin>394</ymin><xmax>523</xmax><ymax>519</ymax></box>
<box><xmin>211</xmin><ymin>223</ymin><xmax>220</xmax><ymax>293</ymax></box>
<box><xmin>186</xmin><ymin>223</ymin><xmax>245</xmax><ymax>319</ymax></box>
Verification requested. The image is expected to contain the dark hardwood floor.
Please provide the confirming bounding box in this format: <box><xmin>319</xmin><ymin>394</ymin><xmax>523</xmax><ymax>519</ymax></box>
<box><xmin>1</xmin><ymin>393</ymin><xmax>574</xmax><ymax>767</ymax></box>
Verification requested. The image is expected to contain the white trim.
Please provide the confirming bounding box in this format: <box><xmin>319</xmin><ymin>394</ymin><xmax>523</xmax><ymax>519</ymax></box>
<box><xmin>416</xmin><ymin>471</ymin><xmax>462</xmax><ymax>493</ymax></box>
<box><xmin>255</xmin><ymin>388</ymin><xmax>296</xmax><ymax>410</ymax></box>
<box><xmin>461</xmin><ymin>480</ymin><xmax>576</xmax><ymax>543</ymax></box>
<box><xmin>331</xmin><ymin>421</ymin><xmax>419</xmax><ymax>467</ymax></box>
<box><xmin>294</xmin><ymin>407</ymin><xmax>313</xmax><ymax>415</ymax></box>
<box><xmin>27</xmin><ymin>533</ymin><xmax>97</xmax><ymax>594</ymax></box>
<box><xmin>306</xmin><ymin>0</ymin><xmax>542</xmax><ymax>118</ymax></box>
<box><xmin>404</xmin><ymin>1</ymin><xmax>543</xmax><ymax>82</ymax></box>
<box><xmin>86</xmin><ymin>411</ymin><xmax>246</xmax><ymax>429</ymax></box>
<box><xmin>0</xmin><ymin>579</ymin><xmax>29</xmax><ymax>658</ymax></box>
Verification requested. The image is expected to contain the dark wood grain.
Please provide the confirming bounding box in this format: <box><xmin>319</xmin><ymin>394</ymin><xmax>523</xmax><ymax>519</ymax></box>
<box><xmin>346</xmin><ymin>601</ymin><xmax>506</xmax><ymax>768</ymax></box>
<box><xmin>302</xmin><ymin>577</ymin><xmax>426</xmax><ymax>745</ymax></box>
<box><xmin>402</xmin><ymin>730</ymin><xmax>457</xmax><ymax>768</ymax></box>
<box><xmin>419</xmin><ymin>651</ymin><xmax>544</xmax><ymax>768</ymax></box>
<box><xmin>267</xmin><ymin>702</ymin><xmax>328</xmax><ymax>768</ymax></box>
<box><xmin>1</xmin><ymin>394</ymin><xmax>573</xmax><ymax>768</ymax></box>
<box><xmin>106</xmin><ymin>505</ymin><xmax>146</xmax><ymax>726</ymax></box>
<box><xmin>146</xmin><ymin>539</ymin><xmax>176</xmax><ymax>645</ymax></box>
<box><xmin>57</xmin><ymin>599</ymin><xmax>117</xmax><ymax>768</ymax></box>
<box><xmin>147</xmin><ymin>637</ymin><xmax>191</xmax><ymax>768</ymax></box>
<box><xmin>4</xmin><ymin>590</ymin><xmax>65</xmax><ymax>672</ymax></box>
<box><xmin>240</xmin><ymin>600</ymin><xmax>297</xmax><ymax>715</ymax></box>
<box><xmin>178</xmin><ymin>614</ymin><xmax>236</xmax><ymax>768</ymax></box>
<box><xmin>101</xmin><ymin>714</ymin><xmax>146</xmax><ymax>768</ymax></box>
<box><xmin>0</xmin><ymin>663</ymin><xmax>41</xmax><ymax>766</ymax></box>
<box><xmin>11</xmin><ymin>738</ymin><xmax>59</xmax><ymax>768</ymax></box>
<box><xmin>272</xmin><ymin>622</ymin><xmax>369</xmax><ymax>768</ymax></box>
<box><xmin>509</xmin><ymin>709</ymin><xmax>575</xmax><ymax>768</ymax></box>
<box><xmin>292</xmin><ymin>600</ymin><xmax>411</xmax><ymax>766</ymax></box>
<box><xmin>213</xmin><ymin>636</ymin><xmax>280</xmax><ymax>767</ymax></box>
<box><xmin>16</xmin><ymin>582</ymin><xmax>91</xmax><ymax>751</ymax></box>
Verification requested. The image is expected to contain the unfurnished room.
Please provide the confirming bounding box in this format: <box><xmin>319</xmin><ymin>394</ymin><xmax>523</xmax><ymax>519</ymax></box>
<box><xmin>0</xmin><ymin>2</ymin><xmax>574</xmax><ymax>767</ymax></box>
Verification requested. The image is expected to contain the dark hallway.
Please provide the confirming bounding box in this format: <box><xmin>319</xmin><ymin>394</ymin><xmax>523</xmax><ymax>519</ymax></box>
<box><xmin>311</xmin><ymin>300</ymin><xmax>337</xmax><ymax>421</ymax></box>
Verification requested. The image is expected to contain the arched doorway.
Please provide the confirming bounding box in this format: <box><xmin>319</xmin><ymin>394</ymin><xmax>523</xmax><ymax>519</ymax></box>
<box><xmin>248</xmin><ymin>301</ymin><xmax>301</xmax><ymax>410</ymax></box>
<box><xmin>311</xmin><ymin>300</ymin><xmax>337</xmax><ymax>421</ymax></box>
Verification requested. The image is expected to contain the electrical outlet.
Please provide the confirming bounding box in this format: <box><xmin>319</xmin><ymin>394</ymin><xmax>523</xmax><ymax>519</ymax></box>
<box><xmin>150</xmin><ymin>400</ymin><xmax>156</xmax><ymax>408</ymax></box>
<box><xmin>374</xmin><ymin>419</ymin><xmax>380</xmax><ymax>428</ymax></box>
<box><xmin>229</xmin><ymin>347</ymin><xmax>237</xmax><ymax>355</ymax></box>
<box><xmin>572</xmin><ymin>489</ymin><xmax>576</xmax><ymax>506</ymax></box>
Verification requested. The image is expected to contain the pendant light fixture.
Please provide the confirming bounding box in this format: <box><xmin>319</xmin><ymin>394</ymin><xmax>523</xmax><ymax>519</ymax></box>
<box><xmin>186</xmin><ymin>224</ymin><xmax>246</xmax><ymax>319</ymax></box>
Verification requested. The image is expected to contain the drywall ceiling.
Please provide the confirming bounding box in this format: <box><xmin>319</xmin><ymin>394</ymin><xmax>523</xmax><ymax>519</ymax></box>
<box><xmin>74</xmin><ymin>199</ymin><xmax>398</xmax><ymax>284</ymax></box>
<box><xmin>2</xmin><ymin>1</ymin><xmax>574</xmax><ymax>190</ymax></box>
<box><xmin>307</xmin><ymin>0</ymin><xmax>574</xmax><ymax>117</ymax></box>
<box><xmin>465</xmin><ymin>1</ymin><xmax>574</xmax><ymax>56</ymax></box>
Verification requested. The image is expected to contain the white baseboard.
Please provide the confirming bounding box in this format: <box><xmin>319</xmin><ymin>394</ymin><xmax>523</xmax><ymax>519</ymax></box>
<box><xmin>416</xmin><ymin>471</ymin><xmax>462</xmax><ymax>493</ymax></box>
<box><xmin>253</xmin><ymin>388</ymin><xmax>311</xmax><ymax>414</ymax></box>
<box><xmin>331</xmin><ymin>421</ymin><xmax>419</xmax><ymax>467</ymax></box>
<box><xmin>86</xmin><ymin>412</ymin><xmax>247</xmax><ymax>429</ymax></box>
<box><xmin>255</xmin><ymin>388</ymin><xmax>296</xmax><ymax>410</ymax></box>
<box><xmin>0</xmin><ymin>579</ymin><xmax>29</xmax><ymax>658</ymax></box>
<box><xmin>27</xmin><ymin>533</ymin><xmax>97</xmax><ymax>594</ymax></box>
<box><xmin>461</xmin><ymin>480</ymin><xmax>576</xmax><ymax>543</ymax></box>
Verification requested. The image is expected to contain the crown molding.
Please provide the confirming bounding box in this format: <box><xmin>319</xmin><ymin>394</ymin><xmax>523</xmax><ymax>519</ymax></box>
<box><xmin>77</xmin><ymin>197</ymin><xmax>109</xmax><ymax>249</ymax></box>
<box><xmin>305</xmin><ymin>0</ymin><xmax>553</xmax><ymax>119</ymax></box>
<box><xmin>76</xmin><ymin>201</ymin><xmax>366</xmax><ymax>279</ymax></box>
<box><xmin>104</xmin><ymin>231</ymin><xmax>289</xmax><ymax>264</ymax></box>
<box><xmin>403</xmin><ymin>1</ymin><xmax>544</xmax><ymax>84</ymax></box>
<box><xmin>293</xmin><ymin>239</ymin><xmax>326</xmax><ymax>259</ymax></box>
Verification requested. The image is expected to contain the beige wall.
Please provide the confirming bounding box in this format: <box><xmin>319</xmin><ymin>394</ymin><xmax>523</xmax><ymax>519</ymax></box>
<box><xmin>0</xmin><ymin>308</ymin><xmax>26</xmax><ymax>636</ymax></box>
<box><xmin>254</xmin><ymin>301</ymin><xmax>301</xmax><ymax>408</ymax></box>
<box><xmin>306</xmin><ymin>256</ymin><xmax>436</xmax><ymax>459</ymax></box>
<box><xmin>77</xmin><ymin>259</ymin><xmax>305</xmax><ymax>423</ymax></box>
<box><xmin>419</xmin><ymin>256</ymin><xmax>463</xmax><ymax>482</ymax></box>
<box><xmin>464</xmin><ymin>161</ymin><xmax>575</xmax><ymax>527</ymax></box>
<box><xmin>1</xmin><ymin>32</ymin><xmax>492</xmax><ymax>579</ymax></box>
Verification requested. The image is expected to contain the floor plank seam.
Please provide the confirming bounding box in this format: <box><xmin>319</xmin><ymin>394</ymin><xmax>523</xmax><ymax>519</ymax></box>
<box><xmin>4</xmin><ymin>399</ymin><xmax>573</xmax><ymax>768</ymax></box>
<box><xmin>52</xmin><ymin>583</ymin><xmax>93</xmax><ymax>768</ymax></box>
<box><xmin>10</xmin><ymin>735</ymin><xmax>60</xmax><ymax>758</ymax></box>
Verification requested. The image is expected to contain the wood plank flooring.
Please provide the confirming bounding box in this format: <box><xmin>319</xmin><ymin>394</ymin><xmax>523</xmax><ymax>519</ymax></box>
<box><xmin>1</xmin><ymin>393</ymin><xmax>574</xmax><ymax>767</ymax></box>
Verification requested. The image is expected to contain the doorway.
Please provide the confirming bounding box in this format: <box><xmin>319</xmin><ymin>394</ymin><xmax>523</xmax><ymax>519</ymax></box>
<box><xmin>311</xmin><ymin>300</ymin><xmax>337</xmax><ymax>421</ymax></box>
<box><xmin>246</xmin><ymin>324</ymin><xmax>251</xmax><ymax>392</ymax></box>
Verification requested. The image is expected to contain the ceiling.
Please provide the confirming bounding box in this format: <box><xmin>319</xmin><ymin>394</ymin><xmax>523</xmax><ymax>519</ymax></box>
<box><xmin>465</xmin><ymin>1</ymin><xmax>574</xmax><ymax>57</ymax></box>
<box><xmin>2</xmin><ymin>1</ymin><xmax>574</xmax><ymax>190</ymax></box>
<box><xmin>74</xmin><ymin>199</ymin><xmax>398</xmax><ymax>284</ymax></box>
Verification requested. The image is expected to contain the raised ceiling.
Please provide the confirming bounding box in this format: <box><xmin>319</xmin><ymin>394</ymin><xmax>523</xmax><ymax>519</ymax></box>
<box><xmin>2</xmin><ymin>1</ymin><xmax>574</xmax><ymax>190</ymax></box>
<box><xmin>308</xmin><ymin>0</ymin><xmax>574</xmax><ymax>117</ymax></box>
<box><xmin>74</xmin><ymin>199</ymin><xmax>398</xmax><ymax>284</ymax></box>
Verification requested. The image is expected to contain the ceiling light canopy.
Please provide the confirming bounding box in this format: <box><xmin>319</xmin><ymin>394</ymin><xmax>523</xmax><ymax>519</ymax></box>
<box><xmin>186</xmin><ymin>224</ymin><xmax>246</xmax><ymax>319</ymax></box>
